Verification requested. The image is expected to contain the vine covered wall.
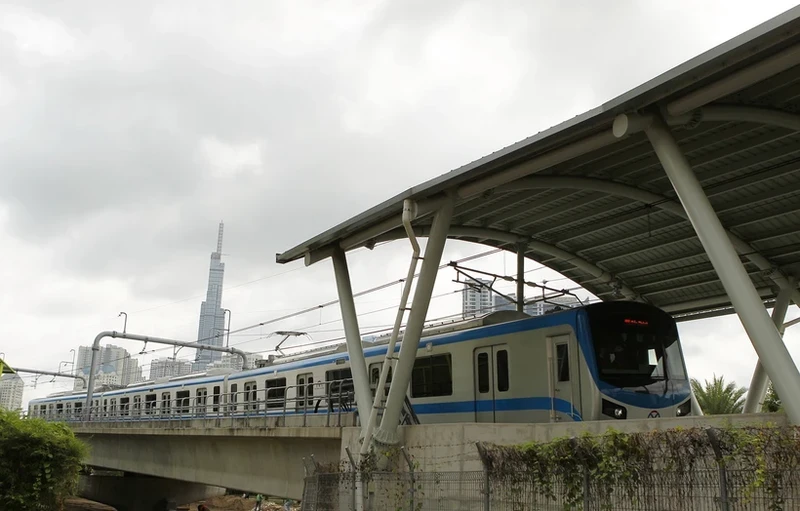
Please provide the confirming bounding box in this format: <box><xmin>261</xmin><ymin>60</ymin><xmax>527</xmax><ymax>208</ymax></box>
<box><xmin>480</xmin><ymin>425</ymin><xmax>800</xmax><ymax>509</ymax></box>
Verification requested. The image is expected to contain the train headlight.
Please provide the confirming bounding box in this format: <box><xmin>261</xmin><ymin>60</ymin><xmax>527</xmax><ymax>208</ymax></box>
<box><xmin>602</xmin><ymin>399</ymin><xmax>627</xmax><ymax>420</ymax></box>
<box><xmin>676</xmin><ymin>400</ymin><xmax>691</xmax><ymax>417</ymax></box>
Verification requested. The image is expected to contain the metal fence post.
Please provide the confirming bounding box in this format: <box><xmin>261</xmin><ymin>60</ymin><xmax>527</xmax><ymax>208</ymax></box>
<box><xmin>346</xmin><ymin>447</ymin><xmax>358</xmax><ymax>511</ymax></box>
<box><xmin>401</xmin><ymin>447</ymin><xmax>416</xmax><ymax>511</ymax></box>
<box><xmin>705</xmin><ymin>428</ymin><xmax>731</xmax><ymax>511</ymax></box>
<box><xmin>476</xmin><ymin>442</ymin><xmax>491</xmax><ymax>511</ymax></box>
<box><xmin>583</xmin><ymin>465</ymin><xmax>591</xmax><ymax>511</ymax></box>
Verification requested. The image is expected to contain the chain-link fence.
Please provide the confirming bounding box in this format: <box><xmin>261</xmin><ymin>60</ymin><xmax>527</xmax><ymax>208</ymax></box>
<box><xmin>300</xmin><ymin>466</ymin><xmax>800</xmax><ymax>511</ymax></box>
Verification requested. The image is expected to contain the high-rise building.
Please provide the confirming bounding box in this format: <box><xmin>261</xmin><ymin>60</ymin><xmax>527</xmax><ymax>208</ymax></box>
<box><xmin>493</xmin><ymin>293</ymin><xmax>582</xmax><ymax>316</ymax></box>
<box><xmin>149</xmin><ymin>358</ymin><xmax>192</xmax><ymax>380</ymax></box>
<box><xmin>194</xmin><ymin>222</ymin><xmax>227</xmax><ymax>370</ymax></box>
<box><xmin>462</xmin><ymin>278</ymin><xmax>493</xmax><ymax>318</ymax></box>
<box><xmin>122</xmin><ymin>356</ymin><xmax>144</xmax><ymax>386</ymax></box>
<box><xmin>0</xmin><ymin>374</ymin><xmax>24</xmax><ymax>411</ymax></box>
<box><xmin>207</xmin><ymin>353</ymin><xmax>263</xmax><ymax>372</ymax></box>
<box><xmin>73</xmin><ymin>344</ymin><xmax>135</xmax><ymax>390</ymax></box>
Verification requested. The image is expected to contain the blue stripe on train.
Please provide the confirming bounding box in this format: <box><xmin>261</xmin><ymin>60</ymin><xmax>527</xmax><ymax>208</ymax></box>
<box><xmin>413</xmin><ymin>397</ymin><xmax>582</xmax><ymax>421</ymax></box>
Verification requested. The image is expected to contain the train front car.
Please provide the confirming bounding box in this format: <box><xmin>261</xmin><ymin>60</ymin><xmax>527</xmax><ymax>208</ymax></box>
<box><xmin>581</xmin><ymin>301</ymin><xmax>691</xmax><ymax>420</ymax></box>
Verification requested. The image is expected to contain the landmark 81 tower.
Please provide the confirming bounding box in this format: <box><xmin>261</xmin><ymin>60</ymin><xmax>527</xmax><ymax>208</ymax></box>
<box><xmin>194</xmin><ymin>222</ymin><xmax>226</xmax><ymax>370</ymax></box>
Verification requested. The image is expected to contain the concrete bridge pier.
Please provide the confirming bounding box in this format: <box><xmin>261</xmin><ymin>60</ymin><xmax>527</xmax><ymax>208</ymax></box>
<box><xmin>79</xmin><ymin>473</ymin><xmax>225</xmax><ymax>511</ymax></box>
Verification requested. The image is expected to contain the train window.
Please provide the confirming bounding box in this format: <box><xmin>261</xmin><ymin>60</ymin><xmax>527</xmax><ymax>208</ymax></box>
<box><xmin>145</xmin><ymin>394</ymin><xmax>157</xmax><ymax>414</ymax></box>
<box><xmin>265</xmin><ymin>378</ymin><xmax>287</xmax><ymax>409</ymax></box>
<box><xmin>66</xmin><ymin>403</ymin><xmax>73</xmax><ymax>419</ymax></box>
<box><xmin>74</xmin><ymin>402</ymin><xmax>82</xmax><ymax>416</ymax></box>
<box><xmin>556</xmin><ymin>344</ymin><xmax>570</xmax><ymax>382</ymax></box>
<box><xmin>109</xmin><ymin>399</ymin><xmax>117</xmax><ymax>416</ymax></box>
<box><xmin>212</xmin><ymin>386</ymin><xmax>221</xmax><ymax>412</ymax></box>
<box><xmin>176</xmin><ymin>391</ymin><xmax>190</xmax><ymax>414</ymax></box>
<box><xmin>497</xmin><ymin>350</ymin><xmax>509</xmax><ymax>392</ymax></box>
<box><xmin>297</xmin><ymin>373</ymin><xmax>314</xmax><ymax>410</ymax></box>
<box><xmin>56</xmin><ymin>403</ymin><xmax>64</xmax><ymax>415</ymax></box>
<box><xmin>326</xmin><ymin>368</ymin><xmax>354</xmax><ymax>396</ymax></box>
<box><xmin>120</xmin><ymin>397</ymin><xmax>130</xmax><ymax>416</ymax></box>
<box><xmin>133</xmin><ymin>396</ymin><xmax>142</xmax><ymax>416</ymax></box>
<box><xmin>411</xmin><ymin>354</ymin><xmax>453</xmax><ymax>398</ymax></box>
<box><xmin>368</xmin><ymin>363</ymin><xmax>392</xmax><ymax>394</ymax></box>
<box><xmin>161</xmin><ymin>392</ymin><xmax>171</xmax><ymax>414</ymax></box>
<box><xmin>477</xmin><ymin>353</ymin><xmax>490</xmax><ymax>394</ymax></box>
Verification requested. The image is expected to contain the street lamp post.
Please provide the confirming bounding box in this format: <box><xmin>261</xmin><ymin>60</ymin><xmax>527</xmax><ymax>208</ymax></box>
<box><xmin>118</xmin><ymin>312</ymin><xmax>127</xmax><ymax>333</ymax></box>
<box><xmin>69</xmin><ymin>349</ymin><xmax>76</xmax><ymax>376</ymax></box>
<box><xmin>223</xmin><ymin>309</ymin><xmax>232</xmax><ymax>347</ymax></box>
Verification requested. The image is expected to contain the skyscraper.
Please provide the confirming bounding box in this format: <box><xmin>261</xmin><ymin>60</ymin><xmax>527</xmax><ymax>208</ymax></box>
<box><xmin>0</xmin><ymin>374</ymin><xmax>24</xmax><ymax>411</ymax></box>
<box><xmin>73</xmin><ymin>344</ymin><xmax>136</xmax><ymax>390</ymax></box>
<box><xmin>149</xmin><ymin>358</ymin><xmax>192</xmax><ymax>379</ymax></box>
<box><xmin>194</xmin><ymin>222</ymin><xmax>227</xmax><ymax>370</ymax></box>
<box><xmin>462</xmin><ymin>278</ymin><xmax>493</xmax><ymax>318</ymax></box>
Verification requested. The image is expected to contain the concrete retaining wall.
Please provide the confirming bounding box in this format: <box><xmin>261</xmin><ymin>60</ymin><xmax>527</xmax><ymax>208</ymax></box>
<box><xmin>341</xmin><ymin>413</ymin><xmax>789</xmax><ymax>472</ymax></box>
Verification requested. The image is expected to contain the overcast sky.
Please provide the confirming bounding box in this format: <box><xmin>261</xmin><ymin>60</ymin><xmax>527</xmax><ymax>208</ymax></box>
<box><xmin>3</xmin><ymin>1</ymin><xmax>800</xmax><ymax>406</ymax></box>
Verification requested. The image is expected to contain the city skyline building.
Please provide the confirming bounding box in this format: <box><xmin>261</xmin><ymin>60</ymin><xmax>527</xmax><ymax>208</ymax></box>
<box><xmin>462</xmin><ymin>278</ymin><xmax>493</xmax><ymax>318</ymax></box>
<box><xmin>0</xmin><ymin>374</ymin><xmax>24</xmax><ymax>411</ymax></box>
<box><xmin>73</xmin><ymin>344</ymin><xmax>141</xmax><ymax>390</ymax></box>
<box><xmin>194</xmin><ymin>222</ymin><xmax>227</xmax><ymax>371</ymax></box>
<box><xmin>493</xmin><ymin>293</ymin><xmax>582</xmax><ymax>316</ymax></box>
<box><xmin>149</xmin><ymin>357</ymin><xmax>193</xmax><ymax>380</ymax></box>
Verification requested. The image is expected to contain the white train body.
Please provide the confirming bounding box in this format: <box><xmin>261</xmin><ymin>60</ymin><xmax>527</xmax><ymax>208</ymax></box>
<box><xmin>29</xmin><ymin>301</ymin><xmax>692</xmax><ymax>424</ymax></box>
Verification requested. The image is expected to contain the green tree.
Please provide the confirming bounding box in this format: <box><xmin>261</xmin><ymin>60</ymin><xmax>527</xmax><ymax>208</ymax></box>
<box><xmin>690</xmin><ymin>374</ymin><xmax>747</xmax><ymax>415</ymax></box>
<box><xmin>762</xmin><ymin>382</ymin><xmax>782</xmax><ymax>413</ymax></box>
<box><xmin>0</xmin><ymin>410</ymin><xmax>88</xmax><ymax>510</ymax></box>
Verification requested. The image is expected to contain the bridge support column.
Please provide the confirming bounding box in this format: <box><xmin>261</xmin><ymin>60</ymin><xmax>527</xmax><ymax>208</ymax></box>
<box><xmin>373</xmin><ymin>198</ymin><xmax>454</xmax><ymax>448</ymax></box>
<box><xmin>332</xmin><ymin>246</ymin><xmax>373</xmax><ymax>426</ymax></box>
<box><xmin>743</xmin><ymin>283</ymin><xmax>793</xmax><ymax>413</ymax></box>
<box><xmin>517</xmin><ymin>243</ymin><xmax>526</xmax><ymax>313</ymax></box>
<box><xmin>615</xmin><ymin>111</ymin><xmax>800</xmax><ymax>424</ymax></box>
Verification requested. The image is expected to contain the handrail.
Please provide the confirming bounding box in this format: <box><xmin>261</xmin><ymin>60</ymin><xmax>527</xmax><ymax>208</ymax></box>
<box><xmin>30</xmin><ymin>379</ymin><xmax>359</xmax><ymax>430</ymax></box>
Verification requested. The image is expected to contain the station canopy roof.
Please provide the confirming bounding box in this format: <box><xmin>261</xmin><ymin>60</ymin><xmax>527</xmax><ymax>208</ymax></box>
<box><xmin>278</xmin><ymin>6</ymin><xmax>800</xmax><ymax>321</ymax></box>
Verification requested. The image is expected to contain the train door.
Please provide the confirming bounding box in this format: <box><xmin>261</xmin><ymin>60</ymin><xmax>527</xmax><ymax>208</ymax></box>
<box><xmin>547</xmin><ymin>335</ymin><xmax>580</xmax><ymax>421</ymax></box>
<box><xmin>473</xmin><ymin>344</ymin><xmax>510</xmax><ymax>423</ymax></box>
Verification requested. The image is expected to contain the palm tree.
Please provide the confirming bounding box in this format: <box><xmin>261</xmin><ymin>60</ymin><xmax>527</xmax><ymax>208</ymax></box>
<box><xmin>762</xmin><ymin>382</ymin><xmax>782</xmax><ymax>413</ymax></box>
<box><xmin>690</xmin><ymin>374</ymin><xmax>747</xmax><ymax>415</ymax></box>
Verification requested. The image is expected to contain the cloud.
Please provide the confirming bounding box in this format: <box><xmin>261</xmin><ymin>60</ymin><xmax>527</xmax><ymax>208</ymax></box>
<box><xmin>2</xmin><ymin>0</ymin><xmax>799</xmax><ymax>406</ymax></box>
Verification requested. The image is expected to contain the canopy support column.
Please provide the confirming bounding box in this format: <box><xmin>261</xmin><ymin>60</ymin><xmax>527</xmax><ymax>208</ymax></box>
<box><xmin>331</xmin><ymin>246</ymin><xmax>373</xmax><ymax>426</ymax></box>
<box><xmin>615</xmin><ymin>111</ymin><xmax>800</xmax><ymax>424</ymax></box>
<box><xmin>744</xmin><ymin>283</ymin><xmax>793</xmax><ymax>413</ymax></box>
<box><xmin>517</xmin><ymin>243</ymin><xmax>526</xmax><ymax>313</ymax></box>
<box><xmin>372</xmin><ymin>198</ymin><xmax>454</xmax><ymax>448</ymax></box>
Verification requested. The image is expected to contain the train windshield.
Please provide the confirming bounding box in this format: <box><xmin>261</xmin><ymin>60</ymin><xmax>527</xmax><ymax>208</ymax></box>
<box><xmin>587</xmin><ymin>303</ymin><xmax>687</xmax><ymax>390</ymax></box>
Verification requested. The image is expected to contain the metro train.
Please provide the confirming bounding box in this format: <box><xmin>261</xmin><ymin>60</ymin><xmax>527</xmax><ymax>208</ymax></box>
<box><xmin>28</xmin><ymin>300</ymin><xmax>692</xmax><ymax>424</ymax></box>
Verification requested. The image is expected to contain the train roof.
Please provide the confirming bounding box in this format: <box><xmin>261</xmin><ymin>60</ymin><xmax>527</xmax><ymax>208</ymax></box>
<box><xmin>32</xmin><ymin>302</ymin><xmax>667</xmax><ymax>404</ymax></box>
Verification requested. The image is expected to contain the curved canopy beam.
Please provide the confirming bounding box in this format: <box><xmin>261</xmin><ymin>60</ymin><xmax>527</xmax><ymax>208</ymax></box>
<box><xmin>503</xmin><ymin>175</ymin><xmax>799</xmax><ymax>302</ymax></box>
<box><xmin>372</xmin><ymin>225</ymin><xmax>643</xmax><ymax>301</ymax></box>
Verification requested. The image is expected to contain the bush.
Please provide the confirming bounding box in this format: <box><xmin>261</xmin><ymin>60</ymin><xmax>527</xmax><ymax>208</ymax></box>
<box><xmin>0</xmin><ymin>409</ymin><xmax>88</xmax><ymax>510</ymax></box>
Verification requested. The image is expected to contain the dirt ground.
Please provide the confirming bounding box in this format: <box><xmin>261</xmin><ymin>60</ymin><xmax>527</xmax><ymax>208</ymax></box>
<box><xmin>185</xmin><ymin>494</ymin><xmax>299</xmax><ymax>511</ymax></box>
<box><xmin>63</xmin><ymin>497</ymin><xmax>117</xmax><ymax>511</ymax></box>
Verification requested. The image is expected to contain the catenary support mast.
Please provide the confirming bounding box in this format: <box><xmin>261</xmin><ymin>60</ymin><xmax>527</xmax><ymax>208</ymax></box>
<box><xmin>84</xmin><ymin>331</ymin><xmax>252</xmax><ymax>418</ymax></box>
